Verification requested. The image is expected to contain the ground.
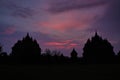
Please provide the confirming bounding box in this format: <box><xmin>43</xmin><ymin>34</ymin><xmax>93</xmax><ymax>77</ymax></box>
<box><xmin>0</xmin><ymin>64</ymin><xmax>119</xmax><ymax>80</ymax></box>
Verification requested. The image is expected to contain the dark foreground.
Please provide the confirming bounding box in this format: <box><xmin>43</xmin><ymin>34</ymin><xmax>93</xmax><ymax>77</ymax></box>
<box><xmin>0</xmin><ymin>64</ymin><xmax>120</xmax><ymax>80</ymax></box>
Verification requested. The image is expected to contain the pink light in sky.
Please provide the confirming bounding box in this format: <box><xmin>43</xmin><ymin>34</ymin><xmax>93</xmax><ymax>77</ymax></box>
<box><xmin>36</xmin><ymin>5</ymin><xmax>108</xmax><ymax>35</ymax></box>
<box><xmin>45</xmin><ymin>40</ymin><xmax>79</xmax><ymax>49</ymax></box>
<box><xmin>40</xmin><ymin>13</ymin><xmax>92</xmax><ymax>30</ymax></box>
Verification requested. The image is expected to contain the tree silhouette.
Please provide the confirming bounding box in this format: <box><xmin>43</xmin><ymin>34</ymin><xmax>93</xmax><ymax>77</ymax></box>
<box><xmin>0</xmin><ymin>44</ymin><xmax>6</xmax><ymax>57</ymax></box>
<box><xmin>41</xmin><ymin>49</ymin><xmax>66</xmax><ymax>64</ymax></box>
<box><xmin>117</xmin><ymin>51</ymin><xmax>120</xmax><ymax>63</ymax></box>
<box><xmin>0</xmin><ymin>44</ymin><xmax>8</xmax><ymax>64</ymax></box>
<box><xmin>83</xmin><ymin>32</ymin><xmax>115</xmax><ymax>63</ymax></box>
<box><xmin>117</xmin><ymin>51</ymin><xmax>120</xmax><ymax>56</ymax></box>
<box><xmin>0</xmin><ymin>44</ymin><xmax>2</xmax><ymax>54</ymax></box>
<box><xmin>10</xmin><ymin>33</ymin><xmax>41</xmax><ymax>63</ymax></box>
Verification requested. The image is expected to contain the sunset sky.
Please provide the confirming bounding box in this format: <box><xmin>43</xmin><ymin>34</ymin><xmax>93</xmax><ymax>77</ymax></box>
<box><xmin>0</xmin><ymin>0</ymin><xmax>120</xmax><ymax>56</ymax></box>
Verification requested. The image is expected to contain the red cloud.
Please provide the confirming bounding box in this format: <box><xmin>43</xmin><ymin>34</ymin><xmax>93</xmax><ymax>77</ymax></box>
<box><xmin>36</xmin><ymin>9</ymin><xmax>106</xmax><ymax>34</ymax></box>
<box><xmin>45</xmin><ymin>40</ymin><xmax>79</xmax><ymax>49</ymax></box>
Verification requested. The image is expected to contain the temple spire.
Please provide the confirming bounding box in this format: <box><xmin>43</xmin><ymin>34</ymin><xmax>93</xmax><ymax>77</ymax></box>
<box><xmin>22</xmin><ymin>32</ymin><xmax>33</xmax><ymax>41</ymax></box>
<box><xmin>71</xmin><ymin>48</ymin><xmax>78</xmax><ymax>58</ymax></box>
<box><xmin>26</xmin><ymin>32</ymin><xmax>31</xmax><ymax>38</ymax></box>
<box><xmin>26</xmin><ymin>32</ymin><xmax>29</xmax><ymax>37</ymax></box>
<box><xmin>95</xmin><ymin>30</ymin><xmax>98</xmax><ymax>36</ymax></box>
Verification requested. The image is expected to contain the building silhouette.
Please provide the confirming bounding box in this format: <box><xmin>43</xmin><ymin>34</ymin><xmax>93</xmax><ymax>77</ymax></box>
<box><xmin>71</xmin><ymin>48</ymin><xmax>78</xmax><ymax>59</ymax></box>
<box><xmin>0</xmin><ymin>32</ymin><xmax>119</xmax><ymax>64</ymax></box>
<box><xmin>10</xmin><ymin>33</ymin><xmax>41</xmax><ymax>63</ymax></box>
<box><xmin>83</xmin><ymin>32</ymin><xmax>115</xmax><ymax>63</ymax></box>
<box><xmin>70</xmin><ymin>48</ymin><xmax>78</xmax><ymax>62</ymax></box>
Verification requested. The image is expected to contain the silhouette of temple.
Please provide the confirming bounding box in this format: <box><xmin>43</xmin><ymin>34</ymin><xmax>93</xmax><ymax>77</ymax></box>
<box><xmin>0</xmin><ymin>32</ymin><xmax>120</xmax><ymax>64</ymax></box>
<box><xmin>70</xmin><ymin>48</ymin><xmax>78</xmax><ymax>63</ymax></box>
<box><xmin>83</xmin><ymin>32</ymin><xmax>115</xmax><ymax>63</ymax></box>
<box><xmin>71</xmin><ymin>48</ymin><xmax>78</xmax><ymax>59</ymax></box>
<box><xmin>10</xmin><ymin>33</ymin><xmax>41</xmax><ymax>63</ymax></box>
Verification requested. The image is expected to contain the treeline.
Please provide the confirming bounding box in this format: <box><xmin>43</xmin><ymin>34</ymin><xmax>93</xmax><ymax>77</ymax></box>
<box><xmin>0</xmin><ymin>32</ymin><xmax>120</xmax><ymax>64</ymax></box>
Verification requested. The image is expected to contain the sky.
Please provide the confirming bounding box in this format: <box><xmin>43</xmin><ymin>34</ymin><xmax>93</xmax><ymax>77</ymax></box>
<box><xmin>0</xmin><ymin>0</ymin><xmax>120</xmax><ymax>57</ymax></box>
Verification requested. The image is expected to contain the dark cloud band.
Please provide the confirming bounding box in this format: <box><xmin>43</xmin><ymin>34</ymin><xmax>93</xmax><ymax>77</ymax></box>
<box><xmin>48</xmin><ymin>0</ymin><xmax>108</xmax><ymax>14</ymax></box>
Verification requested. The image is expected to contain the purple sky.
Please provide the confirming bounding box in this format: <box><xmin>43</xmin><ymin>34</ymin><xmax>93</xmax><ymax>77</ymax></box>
<box><xmin>0</xmin><ymin>0</ymin><xmax>120</xmax><ymax>57</ymax></box>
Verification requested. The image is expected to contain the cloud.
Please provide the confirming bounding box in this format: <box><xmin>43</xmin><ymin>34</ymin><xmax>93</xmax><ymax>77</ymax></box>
<box><xmin>0</xmin><ymin>22</ymin><xmax>16</xmax><ymax>35</ymax></box>
<box><xmin>86</xmin><ymin>0</ymin><xmax>120</xmax><ymax>54</ymax></box>
<box><xmin>0</xmin><ymin>0</ymin><xmax>116</xmax><ymax>56</ymax></box>
<box><xmin>45</xmin><ymin>40</ymin><xmax>80</xmax><ymax>49</ymax></box>
<box><xmin>92</xmin><ymin>0</ymin><xmax>120</xmax><ymax>37</ymax></box>
<box><xmin>12</xmin><ymin>7</ymin><xmax>35</xmax><ymax>18</ymax></box>
<box><xmin>47</xmin><ymin>0</ymin><xmax>108</xmax><ymax>13</ymax></box>
<box><xmin>36</xmin><ymin>7</ymin><xmax>106</xmax><ymax>40</ymax></box>
<box><xmin>0</xmin><ymin>0</ymin><xmax>36</xmax><ymax>18</ymax></box>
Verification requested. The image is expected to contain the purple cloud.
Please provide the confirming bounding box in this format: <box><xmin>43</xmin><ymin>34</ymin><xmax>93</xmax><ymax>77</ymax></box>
<box><xmin>0</xmin><ymin>22</ymin><xmax>16</xmax><ymax>35</ymax></box>
<box><xmin>0</xmin><ymin>0</ymin><xmax>36</xmax><ymax>18</ymax></box>
<box><xmin>47</xmin><ymin>0</ymin><xmax>108</xmax><ymax>14</ymax></box>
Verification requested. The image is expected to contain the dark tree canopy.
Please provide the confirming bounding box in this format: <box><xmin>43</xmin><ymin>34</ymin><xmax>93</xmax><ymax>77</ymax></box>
<box><xmin>83</xmin><ymin>32</ymin><xmax>115</xmax><ymax>63</ymax></box>
<box><xmin>11</xmin><ymin>33</ymin><xmax>41</xmax><ymax>58</ymax></box>
<box><xmin>117</xmin><ymin>51</ymin><xmax>120</xmax><ymax>56</ymax></box>
<box><xmin>0</xmin><ymin>44</ymin><xmax>2</xmax><ymax>54</ymax></box>
<box><xmin>117</xmin><ymin>51</ymin><xmax>120</xmax><ymax>63</ymax></box>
